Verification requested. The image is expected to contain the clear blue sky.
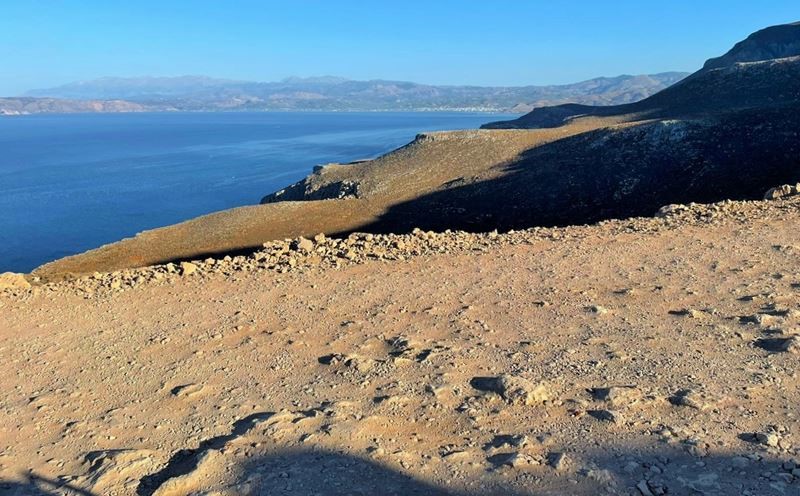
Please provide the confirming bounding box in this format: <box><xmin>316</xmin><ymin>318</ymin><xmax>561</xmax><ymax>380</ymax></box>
<box><xmin>1</xmin><ymin>1</ymin><xmax>797</xmax><ymax>95</ymax></box>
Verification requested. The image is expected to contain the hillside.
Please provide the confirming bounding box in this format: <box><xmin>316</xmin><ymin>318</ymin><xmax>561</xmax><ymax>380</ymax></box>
<box><xmin>0</xmin><ymin>97</ymin><xmax>154</xmax><ymax>115</ymax></box>
<box><xmin>4</xmin><ymin>20</ymin><xmax>800</xmax><ymax>496</ymax></box>
<box><xmin>29</xmin><ymin>22</ymin><xmax>800</xmax><ymax>282</ymax></box>
<box><xmin>4</xmin><ymin>196</ymin><xmax>800</xmax><ymax>495</ymax></box>
<box><xmin>22</xmin><ymin>72</ymin><xmax>688</xmax><ymax>112</ymax></box>
<box><xmin>703</xmin><ymin>21</ymin><xmax>800</xmax><ymax>71</ymax></box>
<box><xmin>482</xmin><ymin>22</ymin><xmax>800</xmax><ymax>129</ymax></box>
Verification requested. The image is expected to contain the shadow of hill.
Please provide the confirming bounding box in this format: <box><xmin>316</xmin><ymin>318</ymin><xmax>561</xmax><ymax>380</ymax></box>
<box><xmin>361</xmin><ymin>104</ymin><xmax>800</xmax><ymax>234</ymax></box>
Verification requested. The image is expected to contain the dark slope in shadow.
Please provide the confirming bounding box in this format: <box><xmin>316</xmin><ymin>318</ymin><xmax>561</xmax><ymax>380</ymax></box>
<box><xmin>361</xmin><ymin>104</ymin><xmax>800</xmax><ymax>234</ymax></box>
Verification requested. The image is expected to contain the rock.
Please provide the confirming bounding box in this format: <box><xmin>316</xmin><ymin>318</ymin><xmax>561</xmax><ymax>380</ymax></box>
<box><xmin>623</xmin><ymin>461</ymin><xmax>641</xmax><ymax>474</ymax></box>
<box><xmin>152</xmin><ymin>449</ymin><xmax>222</xmax><ymax>496</ymax></box>
<box><xmin>588</xmin><ymin>409</ymin><xmax>624</xmax><ymax>424</ymax></box>
<box><xmin>669</xmin><ymin>308</ymin><xmax>704</xmax><ymax>318</ymax></box>
<box><xmin>470</xmin><ymin>375</ymin><xmax>551</xmax><ymax>405</ymax></box>
<box><xmin>590</xmin><ymin>305</ymin><xmax>609</xmax><ymax>315</ymax></box>
<box><xmin>489</xmin><ymin>452</ymin><xmax>539</xmax><ymax>469</ymax></box>
<box><xmin>730</xmin><ymin>456</ymin><xmax>750</xmax><ymax>469</ymax></box>
<box><xmin>179</xmin><ymin>262</ymin><xmax>198</xmax><ymax>276</ymax></box>
<box><xmin>669</xmin><ymin>388</ymin><xmax>722</xmax><ymax>411</ymax></box>
<box><xmin>484</xmin><ymin>434</ymin><xmax>528</xmax><ymax>451</ymax></box>
<box><xmin>293</xmin><ymin>237</ymin><xmax>314</xmax><ymax>252</ymax></box>
<box><xmin>442</xmin><ymin>450</ymin><xmax>471</xmax><ymax>461</ymax></box>
<box><xmin>590</xmin><ymin>386</ymin><xmax>640</xmax><ymax>409</ymax></box>
<box><xmin>779</xmin><ymin>336</ymin><xmax>800</xmax><ymax>354</ymax></box>
<box><xmin>739</xmin><ymin>313</ymin><xmax>776</xmax><ymax>326</ymax></box>
<box><xmin>755</xmin><ymin>431</ymin><xmax>781</xmax><ymax>448</ymax></box>
<box><xmin>387</xmin><ymin>336</ymin><xmax>419</xmax><ymax>360</ymax></box>
<box><xmin>585</xmin><ymin>468</ymin><xmax>616</xmax><ymax>486</ymax></box>
<box><xmin>547</xmin><ymin>452</ymin><xmax>569</xmax><ymax>471</ymax></box>
<box><xmin>0</xmin><ymin>272</ymin><xmax>31</xmax><ymax>290</ymax></box>
<box><xmin>318</xmin><ymin>353</ymin><xmax>345</xmax><ymax>365</ymax></box>
<box><xmin>655</xmin><ymin>204</ymin><xmax>689</xmax><ymax>218</ymax></box>
<box><xmin>79</xmin><ymin>449</ymin><xmax>159</xmax><ymax>494</ymax></box>
<box><xmin>754</xmin><ymin>336</ymin><xmax>800</xmax><ymax>353</ymax></box>
<box><xmin>319</xmin><ymin>353</ymin><xmax>373</xmax><ymax>373</ymax></box>
<box><xmin>764</xmin><ymin>183</ymin><xmax>800</xmax><ymax>200</ymax></box>
<box><xmin>171</xmin><ymin>383</ymin><xmax>204</xmax><ymax>398</ymax></box>
<box><xmin>637</xmin><ymin>480</ymin><xmax>656</xmax><ymax>496</ymax></box>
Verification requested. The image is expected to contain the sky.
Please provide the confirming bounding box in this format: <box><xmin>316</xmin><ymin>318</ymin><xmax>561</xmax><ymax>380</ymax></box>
<box><xmin>0</xmin><ymin>1</ymin><xmax>797</xmax><ymax>95</ymax></box>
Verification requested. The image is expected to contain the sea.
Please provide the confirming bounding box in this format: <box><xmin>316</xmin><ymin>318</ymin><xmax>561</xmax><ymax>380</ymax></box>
<box><xmin>0</xmin><ymin>111</ymin><xmax>512</xmax><ymax>272</ymax></box>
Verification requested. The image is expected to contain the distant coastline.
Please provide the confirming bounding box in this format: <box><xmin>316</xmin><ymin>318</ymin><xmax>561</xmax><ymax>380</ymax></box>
<box><xmin>0</xmin><ymin>107</ymin><xmax>519</xmax><ymax>116</ymax></box>
<box><xmin>1</xmin><ymin>72</ymin><xmax>689</xmax><ymax>116</ymax></box>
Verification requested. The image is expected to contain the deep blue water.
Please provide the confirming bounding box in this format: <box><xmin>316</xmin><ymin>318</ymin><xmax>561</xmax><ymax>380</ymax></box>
<box><xmin>0</xmin><ymin>111</ymin><xmax>510</xmax><ymax>272</ymax></box>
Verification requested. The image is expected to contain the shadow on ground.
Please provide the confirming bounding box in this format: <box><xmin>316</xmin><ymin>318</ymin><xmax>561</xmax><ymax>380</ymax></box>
<box><xmin>221</xmin><ymin>448</ymin><xmax>797</xmax><ymax>495</ymax></box>
<box><xmin>0</xmin><ymin>473</ymin><xmax>96</xmax><ymax>496</ymax></box>
<box><xmin>4</xmin><ymin>443</ymin><xmax>797</xmax><ymax>495</ymax></box>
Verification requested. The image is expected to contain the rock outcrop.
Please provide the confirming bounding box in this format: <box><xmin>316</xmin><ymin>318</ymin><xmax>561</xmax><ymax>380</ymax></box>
<box><xmin>261</xmin><ymin>164</ymin><xmax>362</xmax><ymax>204</ymax></box>
<box><xmin>702</xmin><ymin>22</ymin><xmax>800</xmax><ymax>71</ymax></box>
<box><xmin>0</xmin><ymin>272</ymin><xmax>30</xmax><ymax>291</ymax></box>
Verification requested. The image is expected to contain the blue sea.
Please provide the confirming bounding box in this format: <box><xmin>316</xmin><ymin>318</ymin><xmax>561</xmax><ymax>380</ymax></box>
<box><xmin>0</xmin><ymin>111</ymin><xmax>510</xmax><ymax>272</ymax></box>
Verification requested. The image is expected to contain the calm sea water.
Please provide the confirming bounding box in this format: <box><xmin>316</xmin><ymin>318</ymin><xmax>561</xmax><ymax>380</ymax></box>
<box><xmin>0</xmin><ymin>111</ymin><xmax>510</xmax><ymax>272</ymax></box>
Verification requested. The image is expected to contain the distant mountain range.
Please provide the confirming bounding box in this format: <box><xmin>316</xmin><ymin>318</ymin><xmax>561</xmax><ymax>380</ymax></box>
<box><xmin>1</xmin><ymin>72</ymin><xmax>688</xmax><ymax>115</ymax></box>
<box><xmin>0</xmin><ymin>97</ymin><xmax>148</xmax><ymax>116</ymax></box>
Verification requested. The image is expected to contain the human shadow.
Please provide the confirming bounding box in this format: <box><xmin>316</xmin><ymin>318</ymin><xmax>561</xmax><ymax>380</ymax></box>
<box><xmin>4</xmin><ymin>439</ymin><xmax>798</xmax><ymax>495</ymax></box>
<box><xmin>190</xmin><ymin>445</ymin><xmax>797</xmax><ymax>495</ymax></box>
<box><xmin>0</xmin><ymin>473</ymin><xmax>97</xmax><ymax>495</ymax></box>
<box><xmin>228</xmin><ymin>448</ymin><xmax>462</xmax><ymax>496</ymax></box>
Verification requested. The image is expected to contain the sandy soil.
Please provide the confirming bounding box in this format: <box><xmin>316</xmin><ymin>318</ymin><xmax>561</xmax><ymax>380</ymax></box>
<box><xmin>3</xmin><ymin>198</ymin><xmax>800</xmax><ymax>495</ymax></box>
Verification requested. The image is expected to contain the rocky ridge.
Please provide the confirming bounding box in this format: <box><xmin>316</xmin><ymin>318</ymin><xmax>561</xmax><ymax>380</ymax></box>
<box><xmin>7</xmin><ymin>191</ymin><xmax>800</xmax><ymax>300</ymax></box>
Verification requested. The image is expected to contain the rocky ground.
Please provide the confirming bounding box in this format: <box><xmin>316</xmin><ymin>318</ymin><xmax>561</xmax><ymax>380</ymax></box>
<box><xmin>2</xmin><ymin>195</ymin><xmax>800</xmax><ymax>495</ymax></box>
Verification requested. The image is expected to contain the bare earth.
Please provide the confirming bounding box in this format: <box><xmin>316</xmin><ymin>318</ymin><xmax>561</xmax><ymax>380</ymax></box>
<box><xmin>3</xmin><ymin>198</ymin><xmax>800</xmax><ymax>495</ymax></box>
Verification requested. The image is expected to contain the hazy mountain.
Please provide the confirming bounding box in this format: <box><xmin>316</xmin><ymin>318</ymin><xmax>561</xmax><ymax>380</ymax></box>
<box><xmin>0</xmin><ymin>97</ymin><xmax>150</xmax><ymax>115</ymax></box>
<box><xmin>22</xmin><ymin>73</ymin><xmax>689</xmax><ymax>113</ymax></box>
